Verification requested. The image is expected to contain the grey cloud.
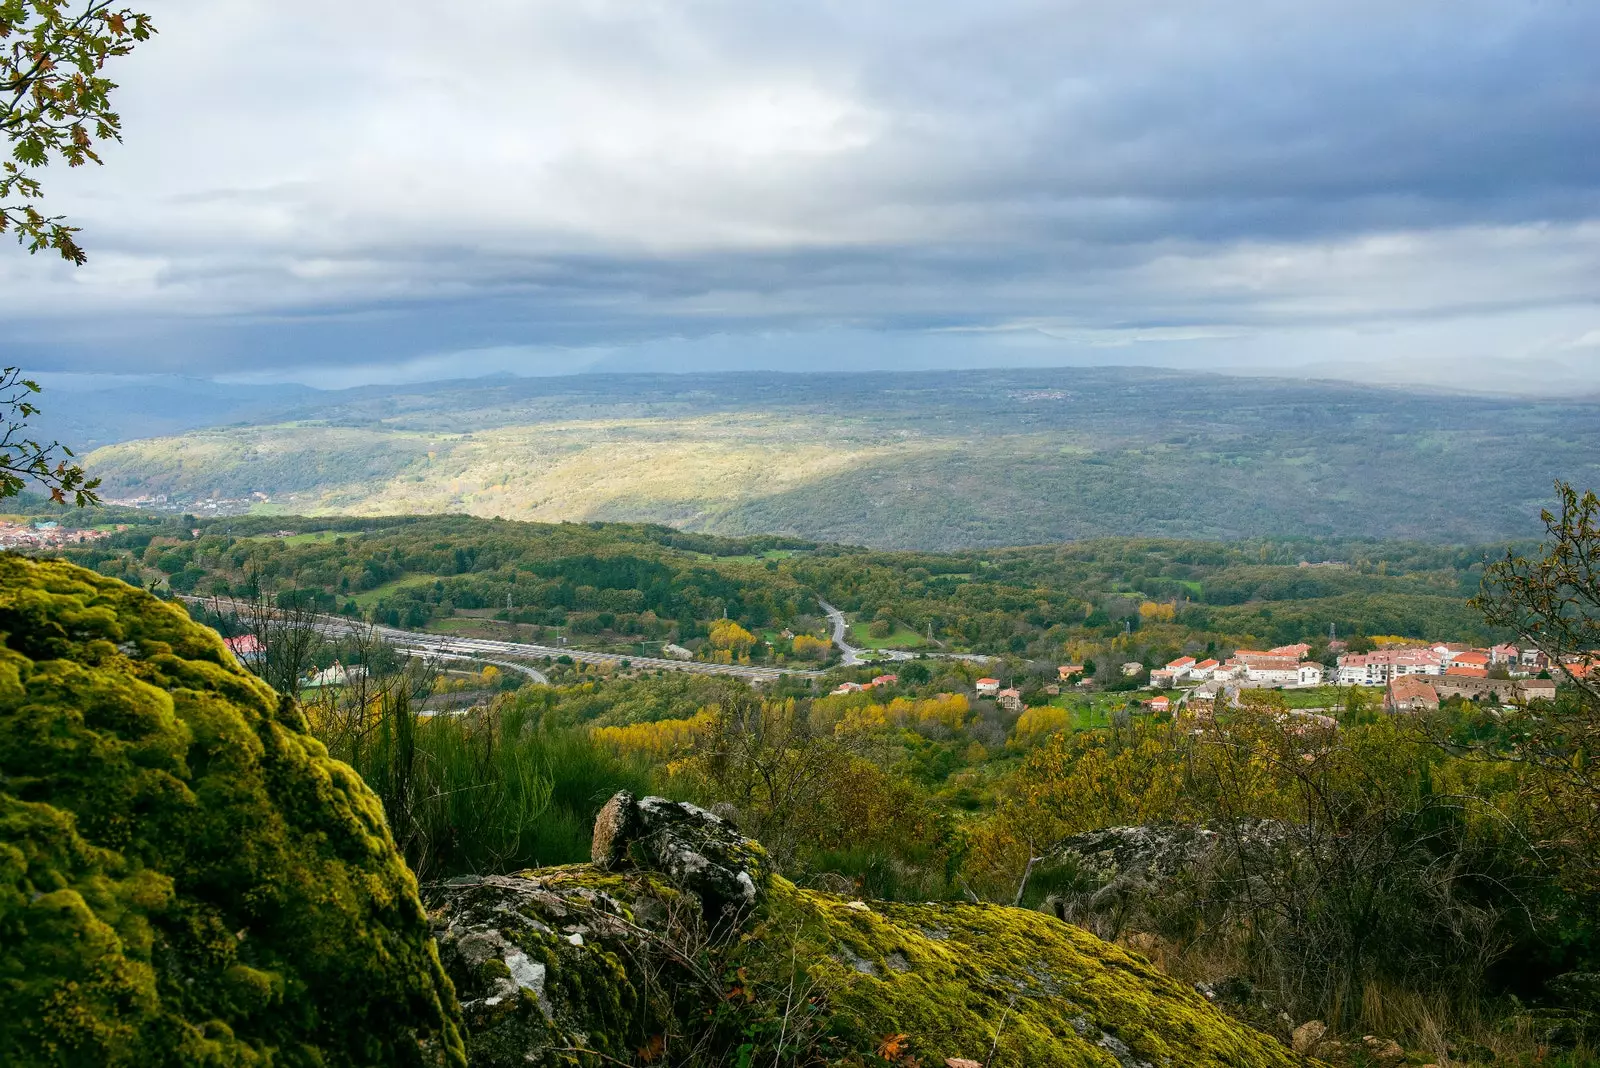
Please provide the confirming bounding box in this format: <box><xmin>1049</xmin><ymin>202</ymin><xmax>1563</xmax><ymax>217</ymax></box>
<box><xmin>0</xmin><ymin>0</ymin><xmax>1595</xmax><ymax>384</ymax></box>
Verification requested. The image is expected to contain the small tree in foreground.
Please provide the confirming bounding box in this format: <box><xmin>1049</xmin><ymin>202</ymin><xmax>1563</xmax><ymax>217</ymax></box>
<box><xmin>0</xmin><ymin>365</ymin><xmax>98</xmax><ymax>503</ymax></box>
<box><xmin>2</xmin><ymin>1</ymin><xmax>154</xmax><ymax>504</ymax></box>
<box><xmin>3</xmin><ymin>0</ymin><xmax>154</xmax><ymax>262</ymax></box>
<box><xmin>1470</xmin><ymin>481</ymin><xmax>1600</xmax><ymax>891</ymax></box>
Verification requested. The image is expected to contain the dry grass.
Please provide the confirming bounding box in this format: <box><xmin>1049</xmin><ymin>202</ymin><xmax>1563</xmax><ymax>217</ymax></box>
<box><xmin>1118</xmin><ymin>931</ymin><xmax>1594</xmax><ymax>1067</ymax></box>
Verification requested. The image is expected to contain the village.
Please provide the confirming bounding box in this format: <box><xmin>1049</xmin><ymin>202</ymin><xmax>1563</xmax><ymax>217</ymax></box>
<box><xmin>1111</xmin><ymin>640</ymin><xmax>1567</xmax><ymax>720</ymax></box>
<box><xmin>821</xmin><ymin>637</ymin><xmax>1581</xmax><ymax>727</ymax></box>
<box><xmin>0</xmin><ymin>520</ymin><xmax>111</xmax><ymax>550</ymax></box>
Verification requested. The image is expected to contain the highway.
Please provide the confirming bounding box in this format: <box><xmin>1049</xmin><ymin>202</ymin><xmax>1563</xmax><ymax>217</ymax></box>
<box><xmin>361</xmin><ymin>623</ymin><xmax>822</xmax><ymax>682</ymax></box>
<box><xmin>190</xmin><ymin>596</ymin><xmax>991</xmax><ymax>683</ymax></box>
<box><xmin>184</xmin><ymin>596</ymin><xmax>824</xmax><ymax>683</ymax></box>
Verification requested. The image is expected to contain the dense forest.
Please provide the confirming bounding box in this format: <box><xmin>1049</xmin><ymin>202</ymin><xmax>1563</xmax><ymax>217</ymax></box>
<box><xmin>40</xmin><ymin>507</ymin><xmax>1514</xmax><ymax>671</ymax></box>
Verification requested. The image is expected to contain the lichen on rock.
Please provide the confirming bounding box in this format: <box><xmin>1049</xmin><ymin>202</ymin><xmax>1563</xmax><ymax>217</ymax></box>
<box><xmin>430</xmin><ymin>791</ymin><xmax>1315</xmax><ymax>1067</ymax></box>
<box><xmin>747</xmin><ymin>881</ymin><xmax>1309</xmax><ymax>1067</ymax></box>
<box><xmin>591</xmin><ymin>791</ymin><xmax>769</xmax><ymax>926</ymax></box>
<box><xmin>1041</xmin><ymin>821</ymin><xmax>1291</xmax><ymax>944</ymax></box>
<box><xmin>0</xmin><ymin>556</ymin><xmax>465</xmax><ymax>1066</ymax></box>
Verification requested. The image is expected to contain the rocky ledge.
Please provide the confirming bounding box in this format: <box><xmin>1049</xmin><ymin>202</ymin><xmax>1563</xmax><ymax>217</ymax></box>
<box><xmin>429</xmin><ymin>792</ymin><xmax>1314</xmax><ymax>1067</ymax></box>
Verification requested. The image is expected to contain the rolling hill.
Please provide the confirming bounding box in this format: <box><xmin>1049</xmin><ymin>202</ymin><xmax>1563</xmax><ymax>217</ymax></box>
<box><xmin>82</xmin><ymin>367</ymin><xmax>1600</xmax><ymax>550</ymax></box>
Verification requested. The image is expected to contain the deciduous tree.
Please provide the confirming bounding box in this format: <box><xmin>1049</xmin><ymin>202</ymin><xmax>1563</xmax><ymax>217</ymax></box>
<box><xmin>1</xmin><ymin>2</ymin><xmax>153</xmax><ymax>503</ymax></box>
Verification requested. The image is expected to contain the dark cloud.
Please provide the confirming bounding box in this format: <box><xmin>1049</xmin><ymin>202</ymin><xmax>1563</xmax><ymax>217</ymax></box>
<box><xmin>0</xmin><ymin>0</ymin><xmax>1595</xmax><ymax>386</ymax></box>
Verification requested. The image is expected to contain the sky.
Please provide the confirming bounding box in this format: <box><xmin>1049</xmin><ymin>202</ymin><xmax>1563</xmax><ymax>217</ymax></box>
<box><xmin>3</xmin><ymin>0</ymin><xmax>1598</xmax><ymax>392</ymax></box>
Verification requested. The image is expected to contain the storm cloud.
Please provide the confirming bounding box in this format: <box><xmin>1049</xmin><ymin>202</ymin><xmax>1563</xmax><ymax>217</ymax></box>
<box><xmin>3</xmin><ymin>0</ymin><xmax>1597</xmax><ymax>387</ymax></box>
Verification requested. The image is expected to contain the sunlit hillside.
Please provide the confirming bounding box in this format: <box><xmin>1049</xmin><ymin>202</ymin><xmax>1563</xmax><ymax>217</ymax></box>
<box><xmin>84</xmin><ymin>368</ymin><xmax>1600</xmax><ymax>549</ymax></box>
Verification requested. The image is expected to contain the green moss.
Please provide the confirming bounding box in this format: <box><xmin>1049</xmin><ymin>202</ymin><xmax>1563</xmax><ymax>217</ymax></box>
<box><xmin>742</xmin><ymin>878</ymin><xmax>1308</xmax><ymax>1067</ymax></box>
<box><xmin>0</xmin><ymin>556</ymin><xmax>466</xmax><ymax>1067</ymax></box>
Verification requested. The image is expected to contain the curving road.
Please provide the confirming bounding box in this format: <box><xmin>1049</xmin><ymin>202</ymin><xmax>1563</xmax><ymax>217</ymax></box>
<box><xmin>818</xmin><ymin>599</ymin><xmax>995</xmax><ymax>667</ymax></box>
<box><xmin>401</xmin><ymin>647</ymin><xmax>550</xmax><ymax>685</ymax></box>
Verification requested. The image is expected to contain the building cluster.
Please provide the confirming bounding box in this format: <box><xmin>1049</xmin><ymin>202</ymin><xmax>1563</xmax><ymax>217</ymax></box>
<box><xmin>0</xmin><ymin>521</ymin><xmax>111</xmax><ymax>550</ymax></box>
<box><xmin>1138</xmin><ymin>637</ymin><xmax>1576</xmax><ymax>720</ymax></box>
<box><xmin>1153</xmin><ymin>644</ymin><xmax>1324</xmax><ymax>689</ymax></box>
<box><xmin>831</xmin><ymin>673</ymin><xmax>899</xmax><ymax>696</ymax></box>
<box><xmin>1332</xmin><ymin>642</ymin><xmax>1544</xmax><ymax>685</ymax></box>
<box><xmin>1336</xmin><ymin>641</ymin><xmax>1571</xmax><ymax>712</ymax></box>
<box><xmin>973</xmin><ymin>676</ymin><xmax>1023</xmax><ymax>711</ymax></box>
<box><xmin>104</xmin><ymin>491</ymin><xmax>271</xmax><ymax>516</ymax></box>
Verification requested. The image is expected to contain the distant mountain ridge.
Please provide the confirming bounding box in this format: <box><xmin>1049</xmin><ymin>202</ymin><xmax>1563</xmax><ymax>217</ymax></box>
<box><xmin>76</xmin><ymin>367</ymin><xmax>1600</xmax><ymax>550</ymax></box>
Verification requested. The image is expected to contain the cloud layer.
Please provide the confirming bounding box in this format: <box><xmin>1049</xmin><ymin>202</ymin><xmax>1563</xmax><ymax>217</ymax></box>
<box><xmin>3</xmin><ymin>0</ymin><xmax>1597</xmax><ymax>387</ymax></box>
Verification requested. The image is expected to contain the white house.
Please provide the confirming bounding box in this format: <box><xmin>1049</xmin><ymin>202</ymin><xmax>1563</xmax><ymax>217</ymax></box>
<box><xmin>1164</xmin><ymin>656</ymin><xmax>1197</xmax><ymax>679</ymax></box>
<box><xmin>1239</xmin><ymin>654</ymin><xmax>1301</xmax><ymax>684</ymax></box>
<box><xmin>1297</xmin><ymin>662</ymin><xmax>1325</xmax><ymax>686</ymax></box>
<box><xmin>1337</xmin><ymin>650</ymin><xmax>1442</xmax><ymax>686</ymax></box>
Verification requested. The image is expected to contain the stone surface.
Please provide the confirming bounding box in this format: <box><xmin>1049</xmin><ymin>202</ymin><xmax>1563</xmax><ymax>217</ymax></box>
<box><xmin>589</xmin><ymin>790</ymin><xmax>769</xmax><ymax>927</ymax></box>
<box><xmin>428</xmin><ymin>869</ymin><xmax>683</xmax><ymax>1068</ymax></box>
<box><xmin>1361</xmin><ymin>1034</ymin><xmax>1406</xmax><ymax>1062</ymax></box>
<box><xmin>0</xmin><ymin>557</ymin><xmax>464</xmax><ymax>1067</ymax></box>
<box><xmin>1292</xmin><ymin>1020</ymin><xmax>1328</xmax><ymax>1054</ymax></box>
<box><xmin>431</xmin><ymin>792</ymin><xmax>1318</xmax><ymax>1067</ymax></box>
<box><xmin>1549</xmin><ymin>970</ymin><xmax>1600</xmax><ymax>1010</ymax></box>
<box><xmin>1042</xmin><ymin>821</ymin><xmax>1291</xmax><ymax>941</ymax></box>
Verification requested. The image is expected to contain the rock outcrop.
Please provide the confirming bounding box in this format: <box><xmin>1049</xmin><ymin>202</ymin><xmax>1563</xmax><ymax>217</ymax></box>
<box><xmin>431</xmin><ymin>793</ymin><xmax>1313</xmax><ymax>1067</ymax></box>
<box><xmin>1041</xmin><ymin>821</ymin><xmax>1290</xmax><ymax>941</ymax></box>
<box><xmin>590</xmin><ymin>791</ymin><xmax>768</xmax><ymax>927</ymax></box>
<box><xmin>0</xmin><ymin>557</ymin><xmax>464</xmax><ymax>1066</ymax></box>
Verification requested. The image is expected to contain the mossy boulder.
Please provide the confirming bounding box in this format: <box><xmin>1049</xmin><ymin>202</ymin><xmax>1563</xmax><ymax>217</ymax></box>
<box><xmin>0</xmin><ymin>556</ymin><xmax>465</xmax><ymax>1067</ymax></box>
<box><xmin>430</xmin><ymin>792</ymin><xmax>1314</xmax><ymax>1067</ymax></box>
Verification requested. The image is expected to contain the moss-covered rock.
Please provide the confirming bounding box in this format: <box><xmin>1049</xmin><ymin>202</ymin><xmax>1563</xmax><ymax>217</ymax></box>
<box><xmin>753</xmin><ymin>880</ymin><xmax>1308</xmax><ymax>1067</ymax></box>
<box><xmin>430</xmin><ymin>792</ymin><xmax>1314</xmax><ymax>1067</ymax></box>
<box><xmin>0</xmin><ymin>556</ymin><xmax>465</xmax><ymax>1067</ymax></box>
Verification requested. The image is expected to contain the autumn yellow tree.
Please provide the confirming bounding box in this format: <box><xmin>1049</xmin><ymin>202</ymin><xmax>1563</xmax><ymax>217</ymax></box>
<box><xmin>968</xmin><ymin>724</ymin><xmax>1189</xmax><ymax>902</ymax></box>
<box><xmin>790</xmin><ymin>633</ymin><xmax>831</xmax><ymax>660</ymax></box>
<box><xmin>706</xmin><ymin>618</ymin><xmax>757</xmax><ymax>662</ymax></box>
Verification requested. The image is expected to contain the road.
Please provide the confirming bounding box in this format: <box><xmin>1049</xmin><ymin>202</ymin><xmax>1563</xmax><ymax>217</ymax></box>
<box><xmin>362</xmin><ymin>624</ymin><xmax>820</xmax><ymax>682</ymax></box>
<box><xmin>184</xmin><ymin>596</ymin><xmax>823</xmax><ymax>683</ymax></box>
<box><xmin>401</xmin><ymin>647</ymin><xmax>550</xmax><ymax>685</ymax></box>
<box><xmin>819</xmin><ymin>600</ymin><xmax>861</xmax><ymax>665</ymax></box>
<box><xmin>818</xmin><ymin>599</ymin><xmax>994</xmax><ymax>667</ymax></box>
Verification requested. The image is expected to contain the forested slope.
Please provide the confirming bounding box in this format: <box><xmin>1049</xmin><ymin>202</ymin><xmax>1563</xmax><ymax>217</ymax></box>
<box><xmin>50</xmin><ymin>510</ymin><xmax>1511</xmax><ymax>665</ymax></box>
<box><xmin>82</xmin><ymin>367</ymin><xmax>1600</xmax><ymax>549</ymax></box>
